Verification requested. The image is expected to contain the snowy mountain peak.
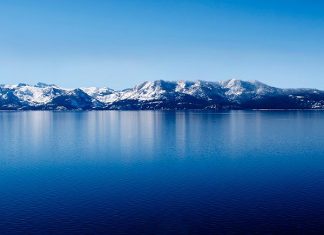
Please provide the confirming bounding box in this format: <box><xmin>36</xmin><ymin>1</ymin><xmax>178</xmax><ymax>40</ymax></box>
<box><xmin>219</xmin><ymin>79</ymin><xmax>277</xmax><ymax>97</ymax></box>
<box><xmin>0</xmin><ymin>79</ymin><xmax>324</xmax><ymax>110</ymax></box>
<box><xmin>17</xmin><ymin>83</ymin><xmax>29</xmax><ymax>88</ymax></box>
<box><xmin>35</xmin><ymin>82</ymin><xmax>58</xmax><ymax>88</ymax></box>
<box><xmin>135</xmin><ymin>80</ymin><xmax>177</xmax><ymax>91</ymax></box>
<box><xmin>175</xmin><ymin>80</ymin><xmax>195</xmax><ymax>92</ymax></box>
<box><xmin>82</xmin><ymin>87</ymin><xmax>114</xmax><ymax>96</ymax></box>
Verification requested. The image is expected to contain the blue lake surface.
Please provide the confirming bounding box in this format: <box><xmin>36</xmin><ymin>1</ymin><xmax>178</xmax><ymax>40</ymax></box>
<box><xmin>1</xmin><ymin>111</ymin><xmax>324</xmax><ymax>234</ymax></box>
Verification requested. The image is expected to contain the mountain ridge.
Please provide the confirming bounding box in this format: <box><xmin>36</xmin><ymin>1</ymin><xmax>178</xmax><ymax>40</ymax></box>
<box><xmin>1</xmin><ymin>79</ymin><xmax>324</xmax><ymax>110</ymax></box>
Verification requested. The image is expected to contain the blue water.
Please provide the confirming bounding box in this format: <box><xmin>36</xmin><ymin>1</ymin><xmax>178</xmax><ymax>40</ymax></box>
<box><xmin>1</xmin><ymin>111</ymin><xmax>324</xmax><ymax>234</ymax></box>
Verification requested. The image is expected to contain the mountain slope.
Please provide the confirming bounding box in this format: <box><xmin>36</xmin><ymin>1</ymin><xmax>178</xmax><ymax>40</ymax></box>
<box><xmin>1</xmin><ymin>80</ymin><xmax>324</xmax><ymax>110</ymax></box>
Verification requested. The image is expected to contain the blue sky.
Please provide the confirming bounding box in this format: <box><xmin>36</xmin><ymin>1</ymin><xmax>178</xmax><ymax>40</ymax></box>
<box><xmin>0</xmin><ymin>0</ymin><xmax>324</xmax><ymax>89</ymax></box>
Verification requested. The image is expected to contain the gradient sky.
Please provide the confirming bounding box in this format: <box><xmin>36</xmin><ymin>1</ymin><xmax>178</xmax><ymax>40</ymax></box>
<box><xmin>0</xmin><ymin>0</ymin><xmax>324</xmax><ymax>89</ymax></box>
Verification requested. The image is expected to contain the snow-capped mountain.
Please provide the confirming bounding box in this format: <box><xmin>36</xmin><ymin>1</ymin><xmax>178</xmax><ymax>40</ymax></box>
<box><xmin>1</xmin><ymin>79</ymin><xmax>324</xmax><ymax>110</ymax></box>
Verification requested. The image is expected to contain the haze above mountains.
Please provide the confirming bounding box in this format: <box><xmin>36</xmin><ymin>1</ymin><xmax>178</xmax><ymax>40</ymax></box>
<box><xmin>1</xmin><ymin>79</ymin><xmax>324</xmax><ymax>110</ymax></box>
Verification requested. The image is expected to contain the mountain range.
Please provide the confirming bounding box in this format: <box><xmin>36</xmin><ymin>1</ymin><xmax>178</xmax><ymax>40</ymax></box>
<box><xmin>1</xmin><ymin>79</ymin><xmax>324</xmax><ymax>110</ymax></box>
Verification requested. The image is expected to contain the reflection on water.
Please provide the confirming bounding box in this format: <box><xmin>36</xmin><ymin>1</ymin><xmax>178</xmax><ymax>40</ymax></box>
<box><xmin>1</xmin><ymin>111</ymin><xmax>324</xmax><ymax>234</ymax></box>
<box><xmin>1</xmin><ymin>110</ymin><xmax>323</xmax><ymax>164</ymax></box>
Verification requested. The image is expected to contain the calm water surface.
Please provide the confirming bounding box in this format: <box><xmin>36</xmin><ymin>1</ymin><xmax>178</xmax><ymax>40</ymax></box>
<box><xmin>1</xmin><ymin>111</ymin><xmax>324</xmax><ymax>234</ymax></box>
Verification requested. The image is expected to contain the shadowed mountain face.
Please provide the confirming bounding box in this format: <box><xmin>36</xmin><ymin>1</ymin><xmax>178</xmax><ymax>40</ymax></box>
<box><xmin>0</xmin><ymin>79</ymin><xmax>324</xmax><ymax>110</ymax></box>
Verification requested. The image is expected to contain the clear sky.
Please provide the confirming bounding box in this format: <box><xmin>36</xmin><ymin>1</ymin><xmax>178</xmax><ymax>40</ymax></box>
<box><xmin>0</xmin><ymin>0</ymin><xmax>323</xmax><ymax>89</ymax></box>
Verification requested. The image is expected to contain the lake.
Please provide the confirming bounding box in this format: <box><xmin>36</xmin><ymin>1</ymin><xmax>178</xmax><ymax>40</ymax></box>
<box><xmin>0</xmin><ymin>111</ymin><xmax>324</xmax><ymax>234</ymax></box>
